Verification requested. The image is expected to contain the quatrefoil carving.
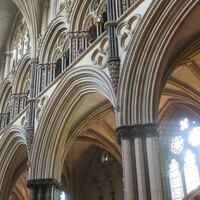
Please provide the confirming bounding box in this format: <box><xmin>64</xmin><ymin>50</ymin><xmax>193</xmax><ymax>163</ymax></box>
<box><xmin>36</xmin><ymin>95</ymin><xmax>49</xmax><ymax>121</ymax></box>
<box><xmin>91</xmin><ymin>37</ymin><xmax>109</xmax><ymax>69</ymax></box>
<box><xmin>116</xmin><ymin>14</ymin><xmax>141</xmax><ymax>51</ymax></box>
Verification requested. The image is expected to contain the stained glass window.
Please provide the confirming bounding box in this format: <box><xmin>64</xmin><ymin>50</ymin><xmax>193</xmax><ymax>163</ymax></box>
<box><xmin>169</xmin><ymin>159</ymin><xmax>184</xmax><ymax>200</ymax></box>
<box><xmin>184</xmin><ymin>150</ymin><xmax>200</xmax><ymax>193</ymax></box>
<box><xmin>168</xmin><ymin>118</ymin><xmax>200</xmax><ymax>200</ymax></box>
<box><xmin>170</xmin><ymin>136</ymin><xmax>184</xmax><ymax>155</ymax></box>
<box><xmin>189</xmin><ymin>127</ymin><xmax>200</xmax><ymax>147</ymax></box>
<box><xmin>180</xmin><ymin>118</ymin><xmax>189</xmax><ymax>131</ymax></box>
<box><xmin>60</xmin><ymin>192</ymin><xmax>66</xmax><ymax>200</ymax></box>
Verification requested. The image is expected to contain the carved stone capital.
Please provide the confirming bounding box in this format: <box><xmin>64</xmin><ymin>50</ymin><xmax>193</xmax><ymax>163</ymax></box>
<box><xmin>115</xmin><ymin>125</ymin><xmax>132</xmax><ymax>144</ymax></box>
<box><xmin>116</xmin><ymin>123</ymin><xmax>160</xmax><ymax>144</ymax></box>
<box><xmin>144</xmin><ymin>123</ymin><xmax>160</xmax><ymax>138</ymax></box>
<box><xmin>27</xmin><ymin>178</ymin><xmax>61</xmax><ymax>190</ymax></box>
<box><xmin>105</xmin><ymin>21</ymin><xmax>118</xmax><ymax>29</ymax></box>
<box><xmin>31</xmin><ymin>58</ymin><xmax>38</xmax><ymax>64</ymax></box>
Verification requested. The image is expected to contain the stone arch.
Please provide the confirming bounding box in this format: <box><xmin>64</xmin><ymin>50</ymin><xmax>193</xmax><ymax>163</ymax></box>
<box><xmin>12</xmin><ymin>54</ymin><xmax>31</xmax><ymax>93</ymax></box>
<box><xmin>0</xmin><ymin>77</ymin><xmax>12</xmax><ymax>112</ymax></box>
<box><xmin>70</xmin><ymin>0</ymin><xmax>106</xmax><ymax>31</ymax></box>
<box><xmin>38</xmin><ymin>16</ymin><xmax>67</xmax><ymax>64</ymax></box>
<box><xmin>0</xmin><ymin>125</ymin><xmax>28</xmax><ymax>200</ymax></box>
<box><xmin>65</xmin><ymin>144</ymin><xmax>123</xmax><ymax>199</ymax></box>
<box><xmin>31</xmin><ymin>65</ymin><xmax>118</xmax><ymax>182</ymax></box>
<box><xmin>62</xmin><ymin>135</ymin><xmax>123</xmax><ymax>199</ymax></box>
<box><xmin>70</xmin><ymin>0</ymin><xmax>91</xmax><ymax>31</ymax></box>
<box><xmin>119</xmin><ymin>0</ymin><xmax>200</xmax><ymax>125</ymax></box>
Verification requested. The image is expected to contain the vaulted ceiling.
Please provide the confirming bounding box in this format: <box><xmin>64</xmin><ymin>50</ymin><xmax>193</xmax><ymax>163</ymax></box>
<box><xmin>0</xmin><ymin>0</ymin><xmax>17</xmax><ymax>54</ymax></box>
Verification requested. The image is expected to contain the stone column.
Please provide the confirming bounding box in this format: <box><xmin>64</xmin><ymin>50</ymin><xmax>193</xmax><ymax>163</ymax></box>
<box><xmin>26</xmin><ymin>58</ymin><xmax>38</xmax><ymax>159</ymax></box>
<box><xmin>36</xmin><ymin>64</ymin><xmax>42</xmax><ymax>95</ymax></box>
<box><xmin>75</xmin><ymin>32</ymin><xmax>79</xmax><ymax>59</ymax></box>
<box><xmin>116</xmin><ymin>123</ymin><xmax>163</xmax><ymax>200</ymax></box>
<box><xmin>106</xmin><ymin>0</ymin><xmax>120</xmax><ymax>94</ymax></box>
<box><xmin>116</xmin><ymin>126</ymin><xmax>136</xmax><ymax>200</ymax></box>
<box><xmin>117</xmin><ymin>0</ymin><xmax>123</xmax><ymax>17</ymax></box>
<box><xmin>145</xmin><ymin>123</ymin><xmax>163</xmax><ymax>200</ymax></box>
<box><xmin>68</xmin><ymin>32</ymin><xmax>73</xmax><ymax>64</ymax></box>
<box><xmin>27</xmin><ymin>178</ymin><xmax>61</xmax><ymax>200</ymax></box>
<box><xmin>95</xmin><ymin>16</ymin><xmax>104</xmax><ymax>37</ymax></box>
<box><xmin>44</xmin><ymin>63</ymin><xmax>49</xmax><ymax>87</ymax></box>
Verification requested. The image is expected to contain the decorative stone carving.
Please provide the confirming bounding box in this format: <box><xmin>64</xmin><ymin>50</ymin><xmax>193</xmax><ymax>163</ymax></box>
<box><xmin>36</xmin><ymin>95</ymin><xmax>49</xmax><ymax>121</ymax></box>
<box><xmin>91</xmin><ymin>37</ymin><xmax>109</xmax><ymax>68</ymax></box>
<box><xmin>116</xmin><ymin>14</ymin><xmax>141</xmax><ymax>51</ymax></box>
<box><xmin>27</xmin><ymin>178</ymin><xmax>61</xmax><ymax>189</ymax></box>
<box><xmin>120</xmin><ymin>1</ymin><xmax>161</xmax><ymax>124</ymax></box>
<box><xmin>65</xmin><ymin>0</ymin><xmax>75</xmax><ymax>24</ymax></box>
<box><xmin>21</xmin><ymin>110</ymin><xmax>28</xmax><ymax>127</ymax></box>
<box><xmin>116</xmin><ymin>123</ymin><xmax>160</xmax><ymax>144</ymax></box>
<box><xmin>25</xmin><ymin>127</ymin><xmax>34</xmax><ymax>157</ymax></box>
<box><xmin>107</xmin><ymin>59</ymin><xmax>120</xmax><ymax>94</ymax></box>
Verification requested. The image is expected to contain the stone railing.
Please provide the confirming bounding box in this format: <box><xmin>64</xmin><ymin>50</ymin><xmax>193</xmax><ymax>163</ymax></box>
<box><xmin>36</xmin><ymin>63</ymin><xmax>57</xmax><ymax>94</ymax></box>
<box><xmin>36</xmin><ymin>31</ymin><xmax>90</xmax><ymax>94</ymax></box>
<box><xmin>11</xmin><ymin>93</ymin><xmax>28</xmax><ymax>120</ymax></box>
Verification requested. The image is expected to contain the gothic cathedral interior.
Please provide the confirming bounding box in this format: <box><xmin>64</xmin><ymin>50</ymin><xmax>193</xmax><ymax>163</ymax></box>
<box><xmin>0</xmin><ymin>0</ymin><xmax>200</xmax><ymax>200</ymax></box>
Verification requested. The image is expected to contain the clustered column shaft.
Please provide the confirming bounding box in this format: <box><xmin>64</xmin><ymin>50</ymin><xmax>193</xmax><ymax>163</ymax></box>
<box><xmin>26</xmin><ymin>58</ymin><xmax>38</xmax><ymax>155</ymax></box>
<box><xmin>116</xmin><ymin>123</ymin><xmax>163</xmax><ymax>200</ymax></box>
<box><xmin>27</xmin><ymin>178</ymin><xmax>61</xmax><ymax>200</ymax></box>
<box><xmin>106</xmin><ymin>0</ymin><xmax>120</xmax><ymax>93</ymax></box>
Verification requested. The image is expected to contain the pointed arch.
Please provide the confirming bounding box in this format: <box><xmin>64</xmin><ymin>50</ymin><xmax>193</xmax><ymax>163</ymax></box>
<box><xmin>38</xmin><ymin>16</ymin><xmax>67</xmax><ymax>63</ymax></box>
<box><xmin>0</xmin><ymin>77</ymin><xmax>12</xmax><ymax>112</ymax></box>
<box><xmin>12</xmin><ymin>53</ymin><xmax>31</xmax><ymax>93</ymax></box>
<box><xmin>0</xmin><ymin>125</ymin><xmax>27</xmax><ymax>200</ymax></box>
<box><xmin>31</xmin><ymin>65</ymin><xmax>118</xmax><ymax>181</ymax></box>
<box><xmin>118</xmin><ymin>0</ymin><xmax>200</xmax><ymax>125</ymax></box>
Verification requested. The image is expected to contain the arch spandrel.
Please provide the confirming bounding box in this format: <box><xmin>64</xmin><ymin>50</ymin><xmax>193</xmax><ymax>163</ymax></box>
<box><xmin>31</xmin><ymin>65</ymin><xmax>119</xmax><ymax>181</ymax></box>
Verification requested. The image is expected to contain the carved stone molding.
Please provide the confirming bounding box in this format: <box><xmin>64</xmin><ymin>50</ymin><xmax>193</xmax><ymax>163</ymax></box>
<box><xmin>107</xmin><ymin>58</ymin><xmax>120</xmax><ymax>94</ymax></box>
<box><xmin>25</xmin><ymin>128</ymin><xmax>34</xmax><ymax>156</ymax></box>
<box><xmin>120</xmin><ymin>1</ymin><xmax>161</xmax><ymax>124</ymax></box>
<box><xmin>116</xmin><ymin>14</ymin><xmax>141</xmax><ymax>51</ymax></box>
<box><xmin>36</xmin><ymin>95</ymin><xmax>49</xmax><ymax>121</ymax></box>
<box><xmin>116</xmin><ymin>123</ymin><xmax>160</xmax><ymax>144</ymax></box>
<box><xmin>27</xmin><ymin>178</ymin><xmax>61</xmax><ymax>189</ymax></box>
<box><xmin>30</xmin><ymin>57</ymin><xmax>38</xmax><ymax>64</ymax></box>
<box><xmin>91</xmin><ymin>38</ymin><xmax>109</xmax><ymax>68</ymax></box>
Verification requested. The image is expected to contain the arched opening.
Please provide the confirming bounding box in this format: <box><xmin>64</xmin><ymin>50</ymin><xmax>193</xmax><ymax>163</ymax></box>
<box><xmin>55</xmin><ymin>91</ymin><xmax>122</xmax><ymax>199</ymax></box>
<box><xmin>56</xmin><ymin>58</ymin><xmax>62</xmax><ymax>77</ymax></box>
<box><xmin>61</xmin><ymin>142</ymin><xmax>123</xmax><ymax>200</ymax></box>
<box><xmin>0</xmin><ymin>131</ymin><xmax>28</xmax><ymax>200</ymax></box>
<box><xmin>158</xmin><ymin>43</ymin><xmax>200</xmax><ymax>200</ymax></box>
<box><xmin>9</xmin><ymin>170</ymin><xmax>29</xmax><ymax>200</ymax></box>
<box><xmin>89</xmin><ymin>24</ymin><xmax>97</xmax><ymax>44</ymax></box>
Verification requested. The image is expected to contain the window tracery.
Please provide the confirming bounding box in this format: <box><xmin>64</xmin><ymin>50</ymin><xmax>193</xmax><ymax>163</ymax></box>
<box><xmin>84</xmin><ymin>0</ymin><xmax>107</xmax><ymax>44</ymax></box>
<box><xmin>167</xmin><ymin>118</ymin><xmax>200</xmax><ymax>200</ymax></box>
